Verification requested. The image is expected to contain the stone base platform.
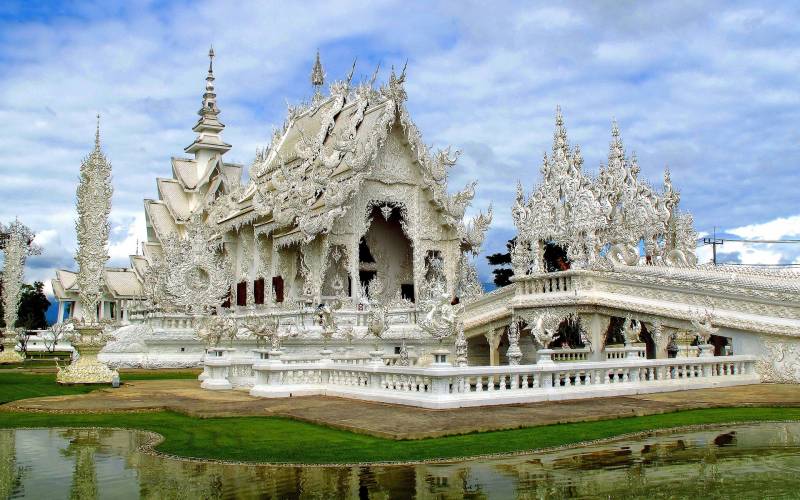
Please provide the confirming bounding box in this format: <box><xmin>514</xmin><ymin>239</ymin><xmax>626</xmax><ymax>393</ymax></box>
<box><xmin>4</xmin><ymin>379</ymin><xmax>800</xmax><ymax>440</ymax></box>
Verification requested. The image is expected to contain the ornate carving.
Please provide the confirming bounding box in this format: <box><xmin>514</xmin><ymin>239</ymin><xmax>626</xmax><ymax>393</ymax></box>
<box><xmin>512</xmin><ymin>108</ymin><xmax>697</xmax><ymax>274</ymax></box>
<box><xmin>622</xmin><ymin>315</ymin><xmax>642</xmax><ymax>345</ymax></box>
<box><xmin>419</xmin><ymin>278</ymin><xmax>463</xmax><ymax>343</ymax></box>
<box><xmin>530</xmin><ymin>312</ymin><xmax>561</xmax><ymax>348</ymax></box>
<box><xmin>455</xmin><ymin>326</ymin><xmax>468</xmax><ymax>367</ymax></box>
<box><xmin>57</xmin><ymin>325</ymin><xmax>118</xmax><ymax>384</ymax></box>
<box><xmin>196</xmin><ymin>315</ymin><xmax>238</xmax><ymax>348</ymax></box>
<box><xmin>691</xmin><ymin>308</ymin><xmax>719</xmax><ymax>344</ymax></box>
<box><xmin>158</xmin><ymin>213</ymin><xmax>233</xmax><ymax>314</ymax></box>
<box><xmin>506</xmin><ymin>320</ymin><xmax>522</xmax><ymax>365</ymax></box>
<box><xmin>757</xmin><ymin>339</ymin><xmax>800</xmax><ymax>383</ymax></box>
<box><xmin>0</xmin><ymin>219</ymin><xmax>40</xmax><ymax>334</ymax></box>
<box><xmin>75</xmin><ymin>119</ymin><xmax>112</xmax><ymax>325</ymax></box>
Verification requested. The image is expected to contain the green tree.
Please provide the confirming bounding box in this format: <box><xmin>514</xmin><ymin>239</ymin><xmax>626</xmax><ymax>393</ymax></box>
<box><xmin>0</xmin><ymin>281</ymin><xmax>50</xmax><ymax>330</ymax></box>
<box><xmin>485</xmin><ymin>238</ymin><xmax>515</xmax><ymax>288</ymax></box>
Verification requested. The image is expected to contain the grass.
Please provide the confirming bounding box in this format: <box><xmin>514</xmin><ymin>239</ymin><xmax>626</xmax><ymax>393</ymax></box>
<box><xmin>0</xmin><ymin>369</ymin><xmax>200</xmax><ymax>404</ymax></box>
<box><xmin>1</xmin><ymin>407</ymin><xmax>799</xmax><ymax>464</ymax></box>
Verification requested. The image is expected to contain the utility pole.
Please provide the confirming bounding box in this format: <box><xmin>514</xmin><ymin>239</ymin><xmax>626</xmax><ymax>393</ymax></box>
<box><xmin>702</xmin><ymin>226</ymin><xmax>724</xmax><ymax>265</ymax></box>
<box><xmin>701</xmin><ymin>226</ymin><xmax>800</xmax><ymax>266</ymax></box>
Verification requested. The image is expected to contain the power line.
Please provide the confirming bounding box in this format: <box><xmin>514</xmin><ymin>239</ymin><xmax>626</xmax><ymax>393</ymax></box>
<box><xmin>699</xmin><ymin>227</ymin><xmax>800</xmax><ymax>265</ymax></box>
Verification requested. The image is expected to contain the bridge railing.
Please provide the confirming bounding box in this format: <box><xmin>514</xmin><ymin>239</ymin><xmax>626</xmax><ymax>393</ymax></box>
<box><xmin>202</xmin><ymin>352</ymin><xmax>759</xmax><ymax>409</ymax></box>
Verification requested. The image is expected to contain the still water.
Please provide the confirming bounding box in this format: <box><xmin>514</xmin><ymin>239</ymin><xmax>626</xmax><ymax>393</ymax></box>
<box><xmin>2</xmin><ymin>423</ymin><xmax>800</xmax><ymax>499</ymax></box>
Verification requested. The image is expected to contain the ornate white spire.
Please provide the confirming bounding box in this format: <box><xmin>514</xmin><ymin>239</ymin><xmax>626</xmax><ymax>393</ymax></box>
<box><xmin>608</xmin><ymin>119</ymin><xmax>625</xmax><ymax>169</ymax></box>
<box><xmin>553</xmin><ymin>105</ymin><xmax>569</xmax><ymax>157</ymax></box>
<box><xmin>75</xmin><ymin>117</ymin><xmax>113</xmax><ymax>324</ymax></box>
<box><xmin>1</xmin><ymin>219</ymin><xmax>40</xmax><ymax>333</ymax></box>
<box><xmin>311</xmin><ymin>49</ymin><xmax>325</xmax><ymax>95</ymax></box>
<box><xmin>185</xmin><ymin>46</ymin><xmax>231</xmax><ymax>155</ymax></box>
<box><xmin>203</xmin><ymin>45</ymin><xmax>218</xmax><ymax>114</ymax></box>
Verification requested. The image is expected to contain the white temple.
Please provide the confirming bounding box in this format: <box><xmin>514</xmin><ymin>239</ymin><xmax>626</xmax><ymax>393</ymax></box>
<box><xmin>47</xmin><ymin>49</ymin><xmax>800</xmax><ymax>407</ymax></box>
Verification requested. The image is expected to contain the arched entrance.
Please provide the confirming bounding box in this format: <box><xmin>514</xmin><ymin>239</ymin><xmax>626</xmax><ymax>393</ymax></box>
<box><xmin>359</xmin><ymin>204</ymin><xmax>414</xmax><ymax>302</ymax></box>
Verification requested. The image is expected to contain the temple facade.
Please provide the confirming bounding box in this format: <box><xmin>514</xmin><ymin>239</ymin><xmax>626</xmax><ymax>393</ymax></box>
<box><xmin>47</xmin><ymin>50</ymin><xmax>800</xmax><ymax>400</ymax></box>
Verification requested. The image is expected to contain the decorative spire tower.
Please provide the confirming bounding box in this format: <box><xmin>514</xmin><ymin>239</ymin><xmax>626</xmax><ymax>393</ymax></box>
<box><xmin>311</xmin><ymin>50</ymin><xmax>325</xmax><ymax>103</ymax></box>
<box><xmin>0</xmin><ymin>219</ymin><xmax>39</xmax><ymax>363</ymax></box>
<box><xmin>75</xmin><ymin>115</ymin><xmax>112</xmax><ymax>324</ymax></box>
<box><xmin>57</xmin><ymin>117</ymin><xmax>118</xmax><ymax>384</ymax></box>
<box><xmin>185</xmin><ymin>46</ymin><xmax>231</xmax><ymax>158</ymax></box>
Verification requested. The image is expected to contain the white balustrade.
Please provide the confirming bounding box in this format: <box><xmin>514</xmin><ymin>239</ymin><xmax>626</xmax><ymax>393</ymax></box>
<box><xmin>240</xmin><ymin>354</ymin><xmax>759</xmax><ymax>409</ymax></box>
<box><xmin>550</xmin><ymin>347</ymin><xmax>591</xmax><ymax>362</ymax></box>
<box><xmin>604</xmin><ymin>346</ymin><xmax>646</xmax><ymax>360</ymax></box>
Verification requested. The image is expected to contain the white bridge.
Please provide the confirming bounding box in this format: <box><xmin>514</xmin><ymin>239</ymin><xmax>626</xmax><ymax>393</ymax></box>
<box><xmin>201</xmin><ymin>347</ymin><xmax>757</xmax><ymax>409</ymax></box>
<box><xmin>460</xmin><ymin>263</ymin><xmax>800</xmax><ymax>382</ymax></box>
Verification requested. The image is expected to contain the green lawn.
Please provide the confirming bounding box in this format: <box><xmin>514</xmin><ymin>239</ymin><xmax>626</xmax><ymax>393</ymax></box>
<box><xmin>1</xmin><ymin>407</ymin><xmax>799</xmax><ymax>464</ymax></box>
<box><xmin>0</xmin><ymin>369</ymin><xmax>199</xmax><ymax>404</ymax></box>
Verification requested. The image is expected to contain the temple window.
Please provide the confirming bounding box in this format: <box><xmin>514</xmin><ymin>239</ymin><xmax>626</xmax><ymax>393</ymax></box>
<box><xmin>236</xmin><ymin>281</ymin><xmax>247</xmax><ymax>306</ymax></box>
<box><xmin>253</xmin><ymin>278</ymin><xmax>265</xmax><ymax>305</ymax></box>
<box><xmin>272</xmin><ymin>276</ymin><xmax>284</xmax><ymax>303</ymax></box>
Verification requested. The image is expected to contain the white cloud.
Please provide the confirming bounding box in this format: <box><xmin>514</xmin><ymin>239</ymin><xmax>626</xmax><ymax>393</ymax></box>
<box><xmin>1</xmin><ymin>0</ymin><xmax>799</xmax><ymax>288</ymax></box>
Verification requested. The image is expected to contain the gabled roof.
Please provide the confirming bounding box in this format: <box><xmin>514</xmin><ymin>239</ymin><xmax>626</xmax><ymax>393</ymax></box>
<box><xmin>171</xmin><ymin>157</ymin><xmax>199</xmax><ymax>189</ymax></box>
<box><xmin>52</xmin><ymin>268</ymin><xmax>143</xmax><ymax>300</ymax></box>
<box><xmin>156</xmin><ymin>178</ymin><xmax>191</xmax><ymax>220</ymax></box>
<box><xmin>129</xmin><ymin>254</ymin><xmax>149</xmax><ymax>279</ymax></box>
<box><xmin>144</xmin><ymin>199</ymin><xmax>179</xmax><ymax>240</ymax></box>
<box><xmin>218</xmin><ymin>71</ymin><xmax>480</xmax><ymax>242</ymax></box>
<box><xmin>104</xmin><ymin>268</ymin><xmax>143</xmax><ymax>298</ymax></box>
<box><xmin>55</xmin><ymin>269</ymin><xmax>78</xmax><ymax>291</ymax></box>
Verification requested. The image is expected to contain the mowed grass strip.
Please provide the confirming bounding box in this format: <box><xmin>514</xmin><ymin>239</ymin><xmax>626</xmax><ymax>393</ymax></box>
<box><xmin>0</xmin><ymin>369</ymin><xmax>200</xmax><ymax>404</ymax></box>
<box><xmin>1</xmin><ymin>407</ymin><xmax>799</xmax><ymax>464</ymax></box>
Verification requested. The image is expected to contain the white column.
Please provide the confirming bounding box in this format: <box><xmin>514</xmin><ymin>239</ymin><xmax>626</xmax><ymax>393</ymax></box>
<box><xmin>485</xmin><ymin>328</ymin><xmax>502</xmax><ymax>366</ymax></box>
<box><xmin>57</xmin><ymin>301</ymin><xmax>65</xmax><ymax>324</ymax></box>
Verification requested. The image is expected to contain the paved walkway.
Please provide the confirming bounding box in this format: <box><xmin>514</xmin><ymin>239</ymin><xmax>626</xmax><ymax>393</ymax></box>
<box><xmin>4</xmin><ymin>380</ymin><xmax>800</xmax><ymax>439</ymax></box>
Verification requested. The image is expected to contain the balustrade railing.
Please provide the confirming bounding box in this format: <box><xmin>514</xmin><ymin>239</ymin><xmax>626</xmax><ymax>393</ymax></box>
<box><xmin>604</xmin><ymin>346</ymin><xmax>646</xmax><ymax>360</ymax></box>
<box><xmin>218</xmin><ymin>354</ymin><xmax>760</xmax><ymax>408</ymax></box>
<box><xmin>550</xmin><ymin>347</ymin><xmax>591</xmax><ymax>361</ymax></box>
<box><xmin>520</xmin><ymin>274</ymin><xmax>573</xmax><ymax>295</ymax></box>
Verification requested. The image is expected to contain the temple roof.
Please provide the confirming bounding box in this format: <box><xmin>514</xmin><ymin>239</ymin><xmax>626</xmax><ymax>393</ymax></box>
<box><xmin>52</xmin><ymin>267</ymin><xmax>142</xmax><ymax>300</ymax></box>
<box><xmin>210</xmin><ymin>62</ymin><xmax>486</xmax><ymax>247</ymax></box>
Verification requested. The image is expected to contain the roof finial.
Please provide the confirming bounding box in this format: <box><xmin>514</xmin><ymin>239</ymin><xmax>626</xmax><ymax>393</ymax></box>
<box><xmin>552</xmin><ymin>105</ymin><xmax>568</xmax><ymax>157</ymax></box>
<box><xmin>200</xmin><ymin>46</ymin><xmax>218</xmax><ymax>116</ymax></box>
<box><xmin>311</xmin><ymin>49</ymin><xmax>325</xmax><ymax>91</ymax></box>
<box><xmin>95</xmin><ymin>113</ymin><xmax>101</xmax><ymax>149</ymax></box>
<box><xmin>608</xmin><ymin>118</ymin><xmax>625</xmax><ymax>167</ymax></box>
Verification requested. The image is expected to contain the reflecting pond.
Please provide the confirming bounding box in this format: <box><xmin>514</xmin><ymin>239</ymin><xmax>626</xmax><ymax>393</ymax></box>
<box><xmin>3</xmin><ymin>422</ymin><xmax>800</xmax><ymax>499</ymax></box>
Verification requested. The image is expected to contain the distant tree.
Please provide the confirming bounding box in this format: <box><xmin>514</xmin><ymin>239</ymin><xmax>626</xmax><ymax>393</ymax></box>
<box><xmin>14</xmin><ymin>281</ymin><xmax>51</xmax><ymax>330</ymax></box>
<box><xmin>486</xmin><ymin>238</ymin><xmax>515</xmax><ymax>288</ymax></box>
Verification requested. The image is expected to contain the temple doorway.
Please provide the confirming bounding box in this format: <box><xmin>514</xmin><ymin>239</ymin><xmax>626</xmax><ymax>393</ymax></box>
<box><xmin>360</xmin><ymin>204</ymin><xmax>413</xmax><ymax>302</ymax></box>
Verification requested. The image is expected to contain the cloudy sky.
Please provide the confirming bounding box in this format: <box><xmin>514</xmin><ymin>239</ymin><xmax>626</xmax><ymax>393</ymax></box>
<box><xmin>1</xmin><ymin>0</ymin><xmax>799</xmax><ymax>298</ymax></box>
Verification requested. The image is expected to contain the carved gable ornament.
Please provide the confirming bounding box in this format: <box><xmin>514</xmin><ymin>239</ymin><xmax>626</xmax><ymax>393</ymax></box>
<box><xmin>160</xmin><ymin>213</ymin><xmax>232</xmax><ymax>314</ymax></box>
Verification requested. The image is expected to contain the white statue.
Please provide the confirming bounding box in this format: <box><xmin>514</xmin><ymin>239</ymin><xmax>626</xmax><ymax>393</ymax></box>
<box><xmin>419</xmin><ymin>280</ymin><xmax>463</xmax><ymax>342</ymax></box>
<box><xmin>622</xmin><ymin>315</ymin><xmax>641</xmax><ymax>346</ymax></box>
<box><xmin>531</xmin><ymin>312</ymin><xmax>560</xmax><ymax>348</ymax></box>
<box><xmin>691</xmin><ymin>309</ymin><xmax>718</xmax><ymax>344</ymax></box>
<box><xmin>506</xmin><ymin>320</ymin><xmax>523</xmax><ymax>365</ymax></box>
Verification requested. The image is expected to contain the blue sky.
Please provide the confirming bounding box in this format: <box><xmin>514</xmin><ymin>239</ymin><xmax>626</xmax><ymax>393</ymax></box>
<box><xmin>1</xmin><ymin>0</ymin><xmax>799</xmax><ymax>300</ymax></box>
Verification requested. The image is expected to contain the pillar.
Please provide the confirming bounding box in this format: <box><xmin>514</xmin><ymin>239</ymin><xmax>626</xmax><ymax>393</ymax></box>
<box><xmin>57</xmin><ymin>301</ymin><xmax>65</xmax><ymax>324</ymax></box>
<box><xmin>485</xmin><ymin>328</ymin><xmax>502</xmax><ymax>366</ymax></box>
<box><xmin>584</xmin><ymin>313</ymin><xmax>610</xmax><ymax>361</ymax></box>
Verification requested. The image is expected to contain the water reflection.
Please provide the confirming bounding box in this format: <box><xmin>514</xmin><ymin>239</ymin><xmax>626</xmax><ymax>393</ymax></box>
<box><xmin>3</xmin><ymin>423</ymin><xmax>800</xmax><ymax>499</ymax></box>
